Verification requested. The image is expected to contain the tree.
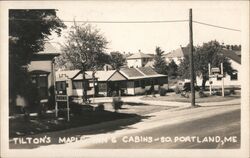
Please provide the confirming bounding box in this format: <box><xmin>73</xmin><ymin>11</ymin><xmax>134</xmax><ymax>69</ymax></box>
<box><xmin>178</xmin><ymin>41</ymin><xmax>233</xmax><ymax>90</ymax></box>
<box><xmin>55</xmin><ymin>22</ymin><xmax>108</xmax><ymax>102</ymax></box>
<box><xmin>167</xmin><ymin>60</ymin><xmax>178</xmax><ymax>79</ymax></box>
<box><xmin>153</xmin><ymin>47</ymin><xmax>168</xmax><ymax>75</ymax></box>
<box><xmin>9</xmin><ymin>9</ymin><xmax>66</xmax><ymax>109</ymax></box>
<box><xmin>109</xmin><ymin>51</ymin><xmax>126</xmax><ymax>70</ymax></box>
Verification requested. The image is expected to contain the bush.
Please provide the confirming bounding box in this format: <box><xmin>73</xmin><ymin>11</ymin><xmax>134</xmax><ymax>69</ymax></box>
<box><xmin>96</xmin><ymin>103</ymin><xmax>105</xmax><ymax>111</ymax></box>
<box><xmin>175</xmin><ymin>87</ymin><xmax>181</xmax><ymax>94</ymax></box>
<box><xmin>112</xmin><ymin>97</ymin><xmax>123</xmax><ymax>112</ymax></box>
<box><xmin>159</xmin><ymin>88</ymin><xmax>167</xmax><ymax>96</ymax></box>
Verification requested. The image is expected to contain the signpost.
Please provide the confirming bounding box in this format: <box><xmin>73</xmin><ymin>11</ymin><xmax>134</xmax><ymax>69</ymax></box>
<box><xmin>55</xmin><ymin>94</ymin><xmax>70</xmax><ymax>122</ymax></box>
<box><xmin>208</xmin><ymin>63</ymin><xmax>225</xmax><ymax>97</ymax></box>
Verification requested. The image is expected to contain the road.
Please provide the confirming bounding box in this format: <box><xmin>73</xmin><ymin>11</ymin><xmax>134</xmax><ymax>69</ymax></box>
<box><xmin>83</xmin><ymin>108</ymin><xmax>240</xmax><ymax>149</ymax></box>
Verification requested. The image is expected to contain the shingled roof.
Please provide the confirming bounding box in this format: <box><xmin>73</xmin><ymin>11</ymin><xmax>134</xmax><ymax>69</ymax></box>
<box><xmin>127</xmin><ymin>51</ymin><xmax>153</xmax><ymax>59</ymax></box>
<box><xmin>164</xmin><ymin>46</ymin><xmax>189</xmax><ymax>58</ymax></box>
<box><xmin>220</xmin><ymin>49</ymin><xmax>241</xmax><ymax>64</ymax></box>
<box><xmin>37</xmin><ymin>42</ymin><xmax>60</xmax><ymax>55</ymax></box>
<box><xmin>120</xmin><ymin>67</ymin><xmax>166</xmax><ymax>80</ymax></box>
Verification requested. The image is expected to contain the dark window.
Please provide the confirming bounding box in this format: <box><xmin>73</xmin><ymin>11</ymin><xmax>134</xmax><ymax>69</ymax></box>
<box><xmin>72</xmin><ymin>81</ymin><xmax>82</xmax><ymax>89</ymax></box>
<box><xmin>98</xmin><ymin>82</ymin><xmax>107</xmax><ymax>92</ymax></box>
<box><xmin>31</xmin><ymin>74</ymin><xmax>48</xmax><ymax>99</ymax></box>
<box><xmin>134</xmin><ymin>80</ymin><xmax>140</xmax><ymax>87</ymax></box>
<box><xmin>231</xmin><ymin>72</ymin><xmax>238</xmax><ymax>80</ymax></box>
<box><xmin>141</xmin><ymin>80</ymin><xmax>145</xmax><ymax>88</ymax></box>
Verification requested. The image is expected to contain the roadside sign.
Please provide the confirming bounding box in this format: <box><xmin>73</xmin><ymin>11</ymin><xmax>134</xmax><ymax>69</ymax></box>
<box><xmin>56</xmin><ymin>95</ymin><xmax>68</xmax><ymax>102</ymax></box>
<box><xmin>211</xmin><ymin>67</ymin><xmax>220</xmax><ymax>74</ymax></box>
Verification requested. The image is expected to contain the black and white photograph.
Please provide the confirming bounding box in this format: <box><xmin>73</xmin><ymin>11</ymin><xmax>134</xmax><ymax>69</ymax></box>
<box><xmin>0</xmin><ymin>1</ymin><xmax>249</xmax><ymax>158</ymax></box>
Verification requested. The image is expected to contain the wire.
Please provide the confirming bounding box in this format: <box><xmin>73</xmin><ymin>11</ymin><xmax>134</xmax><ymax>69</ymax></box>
<box><xmin>9</xmin><ymin>18</ymin><xmax>241</xmax><ymax>32</ymax></box>
<box><xmin>193</xmin><ymin>20</ymin><xmax>241</xmax><ymax>32</ymax></box>
<box><xmin>9</xmin><ymin>18</ymin><xmax>188</xmax><ymax>23</ymax></box>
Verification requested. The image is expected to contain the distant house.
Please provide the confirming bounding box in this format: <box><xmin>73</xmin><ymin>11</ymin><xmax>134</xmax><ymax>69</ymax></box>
<box><xmin>196</xmin><ymin>49</ymin><xmax>241</xmax><ymax>88</ymax></box>
<box><xmin>126</xmin><ymin>50</ymin><xmax>153</xmax><ymax>68</ymax></box>
<box><xmin>28</xmin><ymin>42</ymin><xmax>60</xmax><ymax>101</ymax></box>
<box><xmin>120</xmin><ymin>67</ymin><xmax>168</xmax><ymax>95</ymax></box>
<box><xmin>164</xmin><ymin>46</ymin><xmax>189</xmax><ymax>65</ymax></box>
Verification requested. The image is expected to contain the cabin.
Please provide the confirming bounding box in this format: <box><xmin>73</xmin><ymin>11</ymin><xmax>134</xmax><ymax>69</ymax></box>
<box><xmin>55</xmin><ymin>70</ymin><xmax>96</xmax><ymax>98</ymax></box>
<box><xmin>120</xmin><ymin>67</ymin><xmax>168</xmax><ymax>95</ymax></box>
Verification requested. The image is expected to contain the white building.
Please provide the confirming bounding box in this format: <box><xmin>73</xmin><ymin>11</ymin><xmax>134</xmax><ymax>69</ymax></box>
<box><xmin>164</xmin><ymin>46</ymin><xmax>189</xmax><ymax>65</ymax></box>
<box><xmin>126</xmin><ymin>50</ymin><xmax>153</xmax><ymax>68</ymax></box>
<box><xmin>196</xmin><ymin>49</ymin><xmax>241</xmax><ymax>88</ymax></box>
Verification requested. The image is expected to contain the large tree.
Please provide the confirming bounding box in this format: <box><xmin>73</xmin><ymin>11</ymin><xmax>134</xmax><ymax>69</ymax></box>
<box><xmin>109</xmin><ymin>51</ymin><xmax>126</xmax><ymax>70</ymax></box>
<box><xmin>153</xmin><ymin>47</ymin><xmax>168</xmax><ymax>75</ymax></box>
<box><xmin>55</xmin><ymin>22</ymin><xmax>109</xmax><ymax>102</ymax></box>
<box><xmin>9</xmin><ymin>9</ymin><xmax>66</xmax><ymax>108</ymax></box>
<box><xmin>178</xmin><ymin>41</ymin><xmax>233</xmax><ymax>90</ymax></box>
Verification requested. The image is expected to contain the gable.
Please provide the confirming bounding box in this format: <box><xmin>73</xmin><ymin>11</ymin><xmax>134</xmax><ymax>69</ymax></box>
<box><xmin>108</xmin><ymin>71</ymin><xmax>127</xmax><ymax>81</ymax></box>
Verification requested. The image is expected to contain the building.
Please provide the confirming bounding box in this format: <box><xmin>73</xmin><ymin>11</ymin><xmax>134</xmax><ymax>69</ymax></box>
<box><xmin>120</xmin><ymin>67</ymin><xmax>168</xmax><ymax>95</ymax></box>
<box><xmin>196</xmin><ymin>49</ymin><xmax>241</xmax><ymax>88</ymax></box>
<box><xmin>55</xmin><ymin>67</ymin><xmax>168</xmax><ymax>97</ymax></box>
<box><xmin>164</xmin><ymin>46</ymin><xmax>189</xmax><ymax>65</ymax></box>
<box><xmin>28</xmin><ymin>42</ymin><xmax>60</xmax><ymax>101</ymax></box>
<box><xmin>56</xmin><ymin>70</ymin><xmax>95</xmax><ymax>98</ymax></box>
<box><xmin>126</xmin><ymin>50</ymin><xmax>153</xmax><ymax>68</ymax></box>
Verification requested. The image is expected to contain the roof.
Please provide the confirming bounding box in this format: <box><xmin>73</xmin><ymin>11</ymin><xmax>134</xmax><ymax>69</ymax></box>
<box><xmin>56</xmin><ymin>69</ymin><xmax>92</xmax><ymax>81</ymax></box>
<box><xmin>120</xmin><ymin>67</ymin><xmax>166</xmax><ymax>80</ymax></box>
<box><xmin>37</xmin><ymin>42</ymin><xmax>60</xmax><ymax>55</ymax></box>
<box><xmin>164</xmin><ymin>46</ymin><xmax>189</xmax><ymax>58</ymax></box>
<box><xmin>220</xmin><ymin>49</ymin><xmax>241</xmax><ymax>64</ymax></box>
<box><xmin>144</xmin><ymin>61</ymin><xmax>154</xmax><ymax>68</ymax></box>
<box><xmin>127</xmin><ymin>51</ymin><xmax>153</xmax><ymax>59</ymax></box>
<box><xmin>86</xmin><ymin>70</ymin><xmax>123</xmax><ymax>81</ymax></box>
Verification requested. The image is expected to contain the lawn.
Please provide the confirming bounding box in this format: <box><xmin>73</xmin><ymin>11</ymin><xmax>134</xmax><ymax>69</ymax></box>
<box><xmin>141</xmin><ymin>92</ymin><xmax>240</xmax><ymax>103</ymax></box>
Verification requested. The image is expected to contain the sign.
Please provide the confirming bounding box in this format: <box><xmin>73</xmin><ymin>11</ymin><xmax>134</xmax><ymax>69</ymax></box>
<box><xmin>211</xmin><ymin>67</ymin><xmax>220</xmax><ymax>74</ymax></box>
<box><xmin>56</xmin><ymin>95</ymin><xmax>68</xmax><ymax>102</ymax></box>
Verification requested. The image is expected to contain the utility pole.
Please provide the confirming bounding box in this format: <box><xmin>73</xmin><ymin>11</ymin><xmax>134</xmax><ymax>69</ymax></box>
<box><xmin>221</xmin><ymin>63</ymin><xmax>225</xmax><ymax>97</ymax></box>
<box><xmin>189</xmin><ymin>8</ymin><xmax>195</xmax><ymax>107</ymax></box>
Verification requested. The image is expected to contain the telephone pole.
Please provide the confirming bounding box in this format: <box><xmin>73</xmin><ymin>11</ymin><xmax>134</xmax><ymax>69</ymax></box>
<box><xmin>189</xmin><ymin>8</ymin><xmax>195</xmax><ymax>107</ymax></box>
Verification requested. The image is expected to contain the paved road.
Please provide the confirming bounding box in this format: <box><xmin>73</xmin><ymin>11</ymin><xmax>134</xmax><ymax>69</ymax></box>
<box><xmin>82</xmin><ymin>108</ymin><xmax>240</xmax><ymax>149</ymax></box>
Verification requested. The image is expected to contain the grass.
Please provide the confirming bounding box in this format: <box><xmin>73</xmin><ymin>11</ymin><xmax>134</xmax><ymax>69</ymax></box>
<box><xmin>9</xmin><ymin>106</ymin><xmax>140</xmax><ymax>139</ymax></box>
<box><xmin>141</xmin><ymin>92</ymin><xmax>240</xmax><ymax>103</ymax></box>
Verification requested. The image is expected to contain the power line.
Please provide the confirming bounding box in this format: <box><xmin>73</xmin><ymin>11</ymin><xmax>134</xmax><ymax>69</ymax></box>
<box><xmin>193</xmin><ymin>20</ymin><xmax>241</xmax><ymax>32</ymax></box>
<box><xmin>9</xmin><ymin>18</ymin><xmax>188</xmax><ymax>23</ymax></box>
<box><xmin>9</xmin><ymin>18</ymin><xmax>241</xmax><ymax>32</ymax></box>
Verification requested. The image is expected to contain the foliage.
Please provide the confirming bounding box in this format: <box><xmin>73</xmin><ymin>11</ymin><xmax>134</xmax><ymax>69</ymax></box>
<box><xmin>112</xmin><ymin>97</ymin><xmax>123</xmax><ymax>112</ymax></box>
<box><xmin>55</xmin><ymin>23</ymin><xmax>109</xmax><ymax>71</ymax></box>
<box><xmin>167</xmin><ymin>60</ymin><xmax>178</xmax><ymax>78</ymax></box>
<box><xmin>159</xmin><ymin>88</ymin><xmax>167</xmax><ymax>96</ymax></box>
<box><xmin>109</xmin><ymin>51</ymin><xmax>126</xmax><ymax>70</ymax></box>
<box><xmin>178</xmin><ymin>41</ymin><xmax>234</xmax><ymax>90</ymax></box>
<box><xmin>9</xmin><ymin>9</ymin><xmax>66</xmax><ymax>108</ymax></box>
<box><xmin>96</xmin><ymin>103</ymin><xmax>105</xmax><ymax>111</ymax></box>
<box><xmin>153</xmin><ymin>47</ymin><xmax>168</xmax><ymax>75</ymax></box>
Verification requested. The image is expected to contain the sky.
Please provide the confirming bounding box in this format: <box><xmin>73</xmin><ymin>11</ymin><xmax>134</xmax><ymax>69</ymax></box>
<box><xmin>48</xmin><ymin>1</ymin><xmax>243</xmax><ymax>54</ymax></box>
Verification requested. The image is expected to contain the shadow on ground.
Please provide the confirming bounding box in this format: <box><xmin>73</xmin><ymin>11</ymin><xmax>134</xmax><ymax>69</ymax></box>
<box><xmin>9</xmin><ymin>103</ymin><xmax>153</xmax><ymax>149</ymax></box>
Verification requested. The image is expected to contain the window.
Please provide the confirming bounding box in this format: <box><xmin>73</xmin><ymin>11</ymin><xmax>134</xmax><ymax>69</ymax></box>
<box><xmin>98</xmin><ymin>82</ymin><xmax>107</xmax><ymax>92</ymax></box>
<box><xmin>31</xmin><ymin>74</ymin><xmax>48</xmax><ymax>99</ymax></box>
<box><xmin>72</xmin><ymin>81</ymin><xmax>82</xmax><ymax>89</ymax></box>
<box><xmin>141</xmin><ymin>80</ymin><xmax>145</xmax><ymax>88</ymax></box>
<box><xmin>134</xmin><ymin>81</ymin><xmax>140</xmax><ymax>87</ymax></box>
<box><xmin>231</xmin><ymin>71</ymin><xmax>238</xmax><ymax>80</ymax></box>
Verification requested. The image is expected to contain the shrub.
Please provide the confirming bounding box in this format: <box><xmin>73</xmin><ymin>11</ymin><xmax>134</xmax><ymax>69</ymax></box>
<box><xmin>112</xmin><ymin>97</ymin><xmax>123</xmax><ymax>112</ymax></box>
<box><xmin>96</xmin><ymin>103</ymin><xmax>105</xmax><ymax>111</ymax></box>
<box><xmin>159</xmin><ymin>88</ymin><xmax>167</xmax><ymax>96</ymax></box>
<box><xmin>175</xmin><ymin>87</ymin><xmax>181</xmax><ymax>94</ymax></box>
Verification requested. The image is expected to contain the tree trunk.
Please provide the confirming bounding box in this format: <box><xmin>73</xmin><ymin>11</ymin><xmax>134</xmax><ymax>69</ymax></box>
<box><xmin>201</xmin><ymin>78</ymin><xmax>207</xmax><ymax>91</ymax></box>
<box><xmin>82</xmin><ymin>64</ymin><xmax>87</xmax><ymax>103</ymax></box>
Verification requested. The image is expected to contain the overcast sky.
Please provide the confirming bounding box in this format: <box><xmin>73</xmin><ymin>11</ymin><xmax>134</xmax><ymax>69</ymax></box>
<box><xmin>48</xmin><ymin>1</ymin><xmax>243</xmax><ymax>54</ymax></box>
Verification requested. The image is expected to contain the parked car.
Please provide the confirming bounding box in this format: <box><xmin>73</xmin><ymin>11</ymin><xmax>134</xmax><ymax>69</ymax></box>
<box><xmin>175</xmin><ymin>81</ymin><xmax>200</xmax><ymax>94</ymax></box>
